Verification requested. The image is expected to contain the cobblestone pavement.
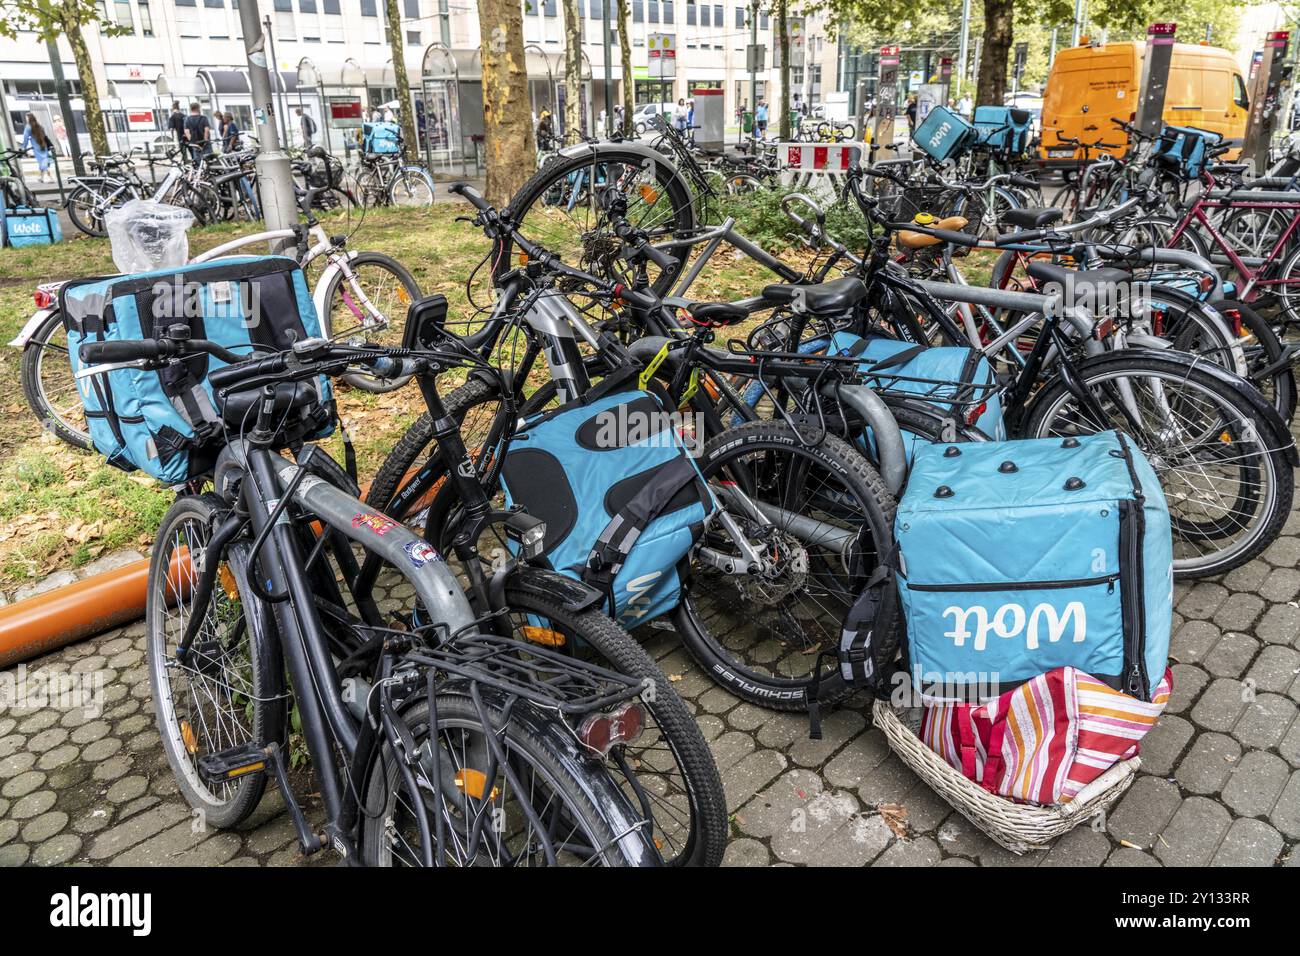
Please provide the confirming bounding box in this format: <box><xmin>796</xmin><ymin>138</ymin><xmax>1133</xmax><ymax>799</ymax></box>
<box><xmin>3</xmin><ymin>523</ymin><xmax>1300</xmax><ymax>867</ymax></box>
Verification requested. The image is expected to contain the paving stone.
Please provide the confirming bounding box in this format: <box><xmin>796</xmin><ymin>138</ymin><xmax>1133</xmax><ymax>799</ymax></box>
<box><xmin>27</xmin><ymin>726</ymin><xmax>69</xmax><ymax>753</ymax></box>
<box><xmin>1261</xmin><ymin>567</ymin><xmax>1300</xmax><ymax>603</ymax></box>
<box><xmin>82</xmin><ymin>736</ymin><xmax>124</xmax><ymax>762</ymax></box>
<box><xmin>1166</xmin><ymin>664</ymin><xmax>1210</xmax><ymax>715</ymax></box>
<box><xmin>1232</xmin><ymin>693</ymin><xmax>1297</xmax><ymax>750</ymax></box>
<box><xmin>1176</xmin><ymin>733</ymin><xmax>1242</xmax><ymax>795</ymax></box>
<box><xmin>857</xmin><ymin>753</ymin><xmax>923</xmax><ymax>808</ymax></box>
<box><xmin>112</xmin><ymin>825</ymin><xmax>242</xmax><ymax>867</ymax></box>
<box><xmin>1139</xmin><ymin>715</ymin><xmax>1193</xmax><ymax>776</ymax></box>
<box><xmin>0</xmin><ymin>819</ymin><xmax>17</xmax><ymax>847</ymax></box>
<box><xmin>1107</xmin><ymin>776</ymin><xmax>1181</xmax><ymax>849</ymax></box>
<box><xmin>1105</xmin><ymin>848</ymin><xmax>1162</xmax><ymax>867</ymax></box>
<box><xmin>1247</xmin><ymin>645</ymin><xmax>1300</xmax><ymax>698</ymax></box>
<box><xmin>773</xmin><ymin>806</ymin><xmax>892</xmax><ymax>866</ymax></box>
<box><xmin>88</xmin><ymin>803</ymin><xmax>188</xmax><ymax>860</ymax></box>
<box><xmin>1255</xmin><ymin>603</ymin><xmax>1300</xmax><ymax>645</ymax></box>
<box><xmin>1177</xmin><ymin>583</ymin><xmax>1228</xmax><ymax>621</ymax></box>
<box><xmin>18</xmin><ymin>710</ymin><xmax>58</xmax><ymax>733</ymax></box>
<box><xmin>721</xmin><ymin>837</ymin><xmax>770</xmax><ymax>867</ymax></box>
<box><xmin>709</xmin><ymin>731</ymin><xmax>755</xmax><ymax>774</ymax></box>
<box><xmin>105</xmin><ymin>775</ymin><xmax>149</xmax><ymax>805</ymax></box>
<box><xmin>1282</xmin><ymin>719</ymin><xmax>1300</xmax><ymax>768</ymax></box>
<box><xmin>695</xmin><ymin>687</ymin><xmax>738</xmax><ymax>715</ymax></box>
<box><xmin>1191</xmin><ymin>678</ymin><xmax>1252</xmax><ymax>731</ymax></box>
<box><xmin>10</xmin><ymin>789</ymin><xmax>56</xmax><ymax>820</ymax></box>
<box><xmin>873</xmin><ymin>836</ymin><xmax>941</xmax><ymax>867</ymax></box>
<box><xmin>1221</xmin><ymin>751</ymin><xmax>1290</xmax><ymax>818</ymax></box>
<box><xmin>735</xmin><ymin>769</ymin><xmax>825</xmax><ymax>840</ymax></box>
<box><xmin>242</xmin><ymin>813</ymin><xmax>298</xmax><ymax>856</ymax></box>
<box><xmin>938</xmin><ymin>856</ymin><xmax>978</xmax><ymax>866</ymax></box>
<box><xmin>92</xmin><ymin>754</ymin><xmax>133</xmax><ymax>782</ymax></box>
<box><xmin>1224</xmin><ymin>559</ymin><xmax>1270</xmax><ymax>590</ymax></box>
<box><xmin>1039</xmin><ymin>827</ymin><xmax>1112</xmax><ymax>867</ymax></box>
<box><xmin>1170</xmin><ymin>620</ymin><xmax>1221</xmax><ymax>663</ymax></box>
<box><xmin>1211</xmin><ymin>818</ymin><xmax>1284</xmax><ymax>867</ymax></box>
<box><xmin>1272</xmin><ymin>772</ymin><xmax>1300</xmax><ymax>839</ymax></box>
<box><xmin>21</xmin><ymin>810</ymin><xmax>69</xmax><ymax>845</ymax></box>
<box><xmin>1212</xmin><ymin>595</ymin><xmax>1265</xmax><ymax>632</ymax></box>
<box><xmin>754</xmin><ymin>711</ymin><xmax>808</xmax><ymax>750</ymax></box>
<box><xmin>13</xmin><ymin>570</ymin><xmax>76</xmax><ymax>601</ymax></box>
<box><xmin>30</xmin><ymin>833</ymin><xmax>81</xmax><ymax>866</ymax></box>
<box><xmin>788</xmin><ymin>709</ymin><xmax>865</xmax><ymax>767</ymax></box>
<box><xmin>823</xmin><ymin>730</ymin><xmax>891</xmax><ymax>789</ymax></box>
<box><xmin>0</xmin><ymin>751</ymin><xmax>36</xmax><ymax>779</ymax></box>
<box><xmin>725</xmin><ymin>704</ymin><xmax>767</xmax><ymax>732</ymax></box>
<box><xmin>0</xmin><ymin>843</ymin><xmax>31</xmax><ymax>866</ymax></box>
<box><xmin>1262</xmin><ymin>535</ymin><xmax>1300</xmax><ymax>568</ymax></box>
<box><xmin>1155</xmin><ymin>797</ymin><xmax>1231</xmax><ymax>866</ymax></box>
<box><xmin>724</xmin><ymin>749</ymin><xmax>787</xmax><ymax>812</ymax></box>
<box><xmin>1202</xmin><ymin>631</ymin><xmax>1260</xmax><ymax>679</ymax></box>
<box><xmin>935</xmin><ymin>813</ymin><xmax>997</xmax><ymax>859</ymax></box>
<box><xmin>70</xmin><ymin>720</ymin><xmax>110</xmax><ymax>745</ymax></box>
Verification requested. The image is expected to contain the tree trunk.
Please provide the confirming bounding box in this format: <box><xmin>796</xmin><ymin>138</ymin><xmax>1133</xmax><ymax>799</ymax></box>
<box><xmin>617</xmin><ymin>0</ymin><xmax>634</xmax><ymax>137</ymax></box>
<box><xmin>383</xmin><ymin>0</ymin><xmax>421</xmax><ymax>163</ymax></box>
<box><xmin>478</xmin><ymin>0</ymin><xmax>537</xmax><ymax>207</ymax></box>
<box><xmin>64</xmin><ymin>5</ymin><xmax>108</xmax><ymax>157</ymax></box>
<box><xmin>777</xmin><ymin>0</ymin><xmax>790</xmax><ymax>140</ymax></box>
<box><xmin>561</xmin><ymin>0</ymin><xmax>584</xmax><ymax>143</ymax></box>
<box><xmin>976</xmin><ymin>0</ymin><xmax>1014</xmax><ymax>107</ymax></box>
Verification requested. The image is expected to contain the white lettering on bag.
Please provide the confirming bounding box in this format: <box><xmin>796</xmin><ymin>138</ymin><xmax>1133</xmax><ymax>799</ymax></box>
<box><xmin>943</xmin><ymin>601</ymin><xmax>1087</xmax><ymax>651</ymax></box>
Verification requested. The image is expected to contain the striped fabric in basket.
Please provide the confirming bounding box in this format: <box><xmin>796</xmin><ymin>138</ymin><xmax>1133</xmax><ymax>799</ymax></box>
<box><xmin>919</xmin><ymin>667</ymin><xmax>1172</xmax><ymax>806</ymax></box>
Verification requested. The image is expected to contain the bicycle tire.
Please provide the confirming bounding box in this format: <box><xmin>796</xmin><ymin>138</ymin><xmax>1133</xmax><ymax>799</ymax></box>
<box><xmin>1023</xmin><ymin>352</ymin><xmax>1294</xmax><ymax>578</ymax></box>
<box><xmin>497</xmin><ymin>146</ymin><xmax>697</xmax><ymax>296</ymax></box>
<box><xmin>66</xmin><ymin>184</ymin><xmax>110</xmax><ymax>237</ymax></box>
<box><xmin>146</xmin><ymin>494</ymin><xmax>285</xmax><ymax>829</ymax></box>
<box><xmin>320</xmin><ymin>251</ymin><xmax>423</xmax><ymax>392</ymax></box>
<box><xmin>358</xmin><ymin>692</ymin><xmax>652</xmax><ymax>866</ymax></box>
<box><xmin>672</xmin><ymin>419</ymin><xmax>896</xmax><ymax>711</ymax></box>
<box><xmin>21</xmin><ymin>308</ymin><xmax>93</xmax><ymax>450</ymax></box>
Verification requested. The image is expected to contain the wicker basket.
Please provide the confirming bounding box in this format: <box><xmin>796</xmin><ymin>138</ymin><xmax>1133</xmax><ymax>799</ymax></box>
<box><xmin>872</xmin><ymin>699</ymin><xmax>1140</xmax><ymax>854</ymax></box>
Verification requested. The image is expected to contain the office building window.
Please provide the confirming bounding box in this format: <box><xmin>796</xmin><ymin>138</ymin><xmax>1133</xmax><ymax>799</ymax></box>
<box><xmin>202</xmin><ymin>0</ymin><xmax>220</xmax><ymax>7</ymax></box>
<box><xmin>759</xmin><ymin>10</ymin><xmax>767</xmax><ymax>28</ymax></box>
<box><xmin>592</xmin><ymin>0</ymin><xmax>604</xmax><ymax>19</ymax></box>
<box><xmin>407</xmin><ymin>29</ymin><xmax>420</xmax><ymax>43</ymax></box>
<box><xmin>700</xmin><ymin>3</ymin><xmax>708</xmax><ymax>26</ymax></box>
<box><xmin>685</xmin><ymin>0</ymin><xmax>694</xmax><ymax>25</ymax></box>
<box><xmin>323</xmin><ymin>0</ymin><xmax>339</xmax><ymax>10</ymax></box>
<box><xmin>114</xmin><ymin>0</ymin><xmax>135</xmax><ymax>26</ymax></box>
<box><xmin>138</xmin><ymin>0</ymin><xmax>154</xmax><ymax>34</ymax></box>
<box><xmin>300</xmin><ymin>0</ymin><xmax>315</xmax><ymax>10</ymax></box>
<box><xmin>174</xmin><ymin>0</ymin><xmax>195</xmax><ymax>5</ymax></box>
<box><xmin>273</xmin><ymin>0</ymin><xmax>290</xmax><ymax>10</ymax></box>
<box><xmin>734</xmin><ymin>5</ymin><xmax>742</xmax><ymax>27</ymax></box>
<box><xmin>712</xmin><ymin>4</ymin><xmax>721</xmax><ymax>25</ymax></box>
<box><xmin>544</xmin><ymin>0</ymin><xmax>556</xmax><ymax>14</ymax></box>
<box><xmin>647</xmin><ymin>0</ymin><xmax>657</xmax><ymax>22</ymax></box>
<box><xmin>360</xmin><ymin>0</ymin><xmax>376</xmax><ymax>14</ymax></box>
<box><xmin>662</xmin><ymin>0</ymin><xmax>672</xmax><ymax>24</ymax></box>
<box><xmin>632</xmin><ymin>0</ymin><xmax>642</xmax><ymax>22</ymax></box>
<box><xmin>404</xmin><ymin>0</ymin><xmax>418</xmax><ymax>16</ymax></box>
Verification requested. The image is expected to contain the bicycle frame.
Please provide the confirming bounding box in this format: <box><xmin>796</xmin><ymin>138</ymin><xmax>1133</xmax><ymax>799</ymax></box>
<box><xmin>1167</xmin><ymin>192</ymin><xmax>1300</xmax><ymax>300</ymax></box>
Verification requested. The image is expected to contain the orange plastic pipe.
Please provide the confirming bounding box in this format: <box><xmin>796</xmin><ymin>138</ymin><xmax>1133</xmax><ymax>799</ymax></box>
<box><xmin>0</xmin><ymin>467</ymin><xmax>406</xmax><ymax>668</ymax></box>
<box><xmin>0</xmin><ymin>549</ymin><xmax>191</xmax><ymax>669</ymax></box>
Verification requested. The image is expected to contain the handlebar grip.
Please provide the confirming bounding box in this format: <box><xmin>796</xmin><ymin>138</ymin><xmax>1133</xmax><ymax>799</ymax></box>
<box><xmin>615</xmin><ymin>285</ymin><xmax>659</xmax><ymax>312</ymax></box>
<box><xmin>1009</xmin><ymin>174</ymin><xmax>1038</xmax><ymax>188</ymax></box>
<box><xmin>995</xmin><ymin>229</ymin><xmax>1046</xmax><ymax>247</ymax></box>
<box><xmin>449</xmin><ymin>181</ymin><xmax>491</xmax><ymax>212</ymax></box>
<box><xmin>79</xmin><ymin>340</ymin><xmax>165</xmax><ymax>364</ymax></box>
<box><xmin>635</xmin><ymin>240</ymin><xmax>679</xmax><ymax>272</ymax></box>
<box><xmin>208</xmin><ymin>354</ymin><xmax>289</xmax><ymax>391</ymax></box>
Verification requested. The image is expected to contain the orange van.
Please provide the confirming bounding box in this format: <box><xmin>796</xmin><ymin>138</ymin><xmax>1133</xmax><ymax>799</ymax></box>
<box><xmin>1039</xmin><ymin>40</ymin><xmax>1249</xmax><ymax>165</ymax></box>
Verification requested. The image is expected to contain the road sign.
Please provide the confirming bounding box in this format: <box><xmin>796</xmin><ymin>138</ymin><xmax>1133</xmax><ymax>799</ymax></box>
<box><xmin>648</xmin><ymin>33</ymin><xmax>677</xmax><ymax>79</ymax></box>
<box><xmin>746</xmin><ymin>44</ymin><xmax>767</xmax><ymax>73</ymax></box>
<box><xmin>1013</xmin><ymin>42</ymin><xmax>1028</xmax><ymax>80</ymax></box>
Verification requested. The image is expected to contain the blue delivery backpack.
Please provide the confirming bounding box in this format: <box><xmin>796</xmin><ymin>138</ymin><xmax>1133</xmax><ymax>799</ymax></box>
<box><xmin>499</xmin><ymin>385</ymin><xmax>716</xmax><ymax>628</ymax></box>
<box><xmin>2</xmin><ymin>206</ymin><xmax>62</xmax><ymax>247</ymax></box>
<box><xmin>893</xmin><ymin>431</ymin><xmax>1173</xmax><ymax>704</ymax></box>
<box><xmin>912</xmin><ymin>105</ymin><xmax>977</xmax><ymax>164</ymax></box>
<box><xmin>827</xmin><ymin>331</ymin><xmax>1005</xmax><ymax>443</ymax></box>
<box><xmin>363</xmin><ymin>121</ymin><xmax>402</xmax><ymax>155</ymax></box>
<box><xmin>1154</xmin><ymin>125</ymin><xmax>1221</xmax><ymax>179</ymax></box>
<box><xmin>972</xmin><ymin>106</ymin><xmax>1033</xmax><ymax>156</ymax></box>
<box><xmin>61</xmin><ymin>256</ymin><xmax>335</xmax><ymax>484</ymax></box>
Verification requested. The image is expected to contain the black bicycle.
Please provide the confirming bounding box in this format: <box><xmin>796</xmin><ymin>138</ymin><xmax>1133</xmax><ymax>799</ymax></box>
<box><xmin>78</xmin><ymin>330</ymin><xmax>679</xmax><ymax>866</ymax></box>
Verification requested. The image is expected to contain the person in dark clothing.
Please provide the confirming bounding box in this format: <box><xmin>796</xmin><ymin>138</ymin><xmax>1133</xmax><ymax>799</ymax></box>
<box><xmin>183</xmin><ymin>102</ymin><xmax>212</xmax><ymax>165</ymax></box>
<box><xmin>296</xmin><ymin>107</ymin><xmax>316</xmax><ymax>147</ymax></box>
<box><xmin>905</xmin><ymin>95</ymin><xmax>918</xmax><ymax>134</ymax></box>
<box><xmin>167</xmin><ymin>101</ymin><xmax>185</xmax><ymax>149</ymax></box>
<box><xmin>222</xmin><ymin>112</ymin><xmax>241</xmax><ymax>152</ymax></box>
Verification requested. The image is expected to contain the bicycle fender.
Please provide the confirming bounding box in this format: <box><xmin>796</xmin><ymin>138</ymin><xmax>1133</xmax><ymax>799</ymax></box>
<box><xmin>1028</xmin><ymin>348</ymin><xmax>1300</xmax><ymax>467</ymax></box>
<box><xmin>9</xmin><ymin>308</ymin><xmax>55</xmax><ymax>348</ymax></box>
<box><xmin>507</xmin><ymin>564</ymin><xmax>604</xmax><ymax>614</ymax></box>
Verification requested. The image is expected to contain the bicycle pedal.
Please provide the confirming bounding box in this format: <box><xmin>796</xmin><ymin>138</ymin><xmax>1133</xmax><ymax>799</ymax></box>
<box><xmin>197</xmin><ymin>742</ymin><xmax>268</xmax><ymax>785</ymax></box>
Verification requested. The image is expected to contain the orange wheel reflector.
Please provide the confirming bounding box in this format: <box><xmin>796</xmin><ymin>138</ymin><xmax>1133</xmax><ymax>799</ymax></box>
<box><xmin>227</xmin><ymin>762</ymin><xmax>265</xmax><ymax>778</ymax></box>
<box><xmin>638</xmin><ymin>184</ymin><xmax>660</xmax><ymax>205</ymax></box>
<box><xmin>518</xmin><ymin>252</ymin><xmax>530</xmax><ymax>266</ymax></box>
<box><xmin>455</xmin><ymin>768</ymin><xmax>498</xmax><ymax>800</ymax></box>
<box><xmin>521</xmin><ymin>625</ymin><xmax>566</xmax><ymax>647</ymax></box>
<box><xmin>181</xmin><ymin>720</ymin><xmax>198</xmax><ymax>755</ymax></box>
<box><xmin>398</xmin><ymin>287</ymin><xmax>411</xmax><ymax>304</ymax></box>
<box><xmin>1220</xmin><ymin>431</ymin><xmax>1233</xmax><ymax>443</ymax></box>
<box><xmin>218</xmin><ymin>564</ymin><xmax>239</xmax><ymax>601</ymax></box>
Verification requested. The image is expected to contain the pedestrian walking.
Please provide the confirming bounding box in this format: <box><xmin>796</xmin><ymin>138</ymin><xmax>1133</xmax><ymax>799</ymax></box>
<box><xmin>21</xmin><ymin>113</ymin><xmax>54</xmax><ymax>183</ymax></box>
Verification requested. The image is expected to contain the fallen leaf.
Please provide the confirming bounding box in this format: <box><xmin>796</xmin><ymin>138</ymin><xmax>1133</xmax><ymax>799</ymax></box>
<box><xmin>878</xmin><ymin>803</ymin><xmax>909</xmax><ymax>840</ymax></box>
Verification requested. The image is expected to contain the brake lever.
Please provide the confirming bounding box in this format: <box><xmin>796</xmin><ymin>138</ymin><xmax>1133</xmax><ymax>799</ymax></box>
<box><xmin>76</xmin><ymin>359</ymin><xmax>151</xmax><ymax>379</ymax></box>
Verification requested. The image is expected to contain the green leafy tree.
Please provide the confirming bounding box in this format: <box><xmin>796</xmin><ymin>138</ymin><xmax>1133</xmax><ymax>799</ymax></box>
<box><xmin>1</xmin><ymin>0</ymin><xmax>125</xmax><ymax>157</ymax></box>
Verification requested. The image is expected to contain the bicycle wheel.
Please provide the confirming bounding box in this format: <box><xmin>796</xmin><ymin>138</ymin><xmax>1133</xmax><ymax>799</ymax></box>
<box><xmin>359</xmin><ymin>692</ymin><xmax>655</xmax><ymax>866</ymax></box>
<box><xmin>387</xmin><ymin>166</ymin><xmax>435</xmax><ymax>207</ymax></box>
<box><xmin>497</xmin><ymin>146</ymin><xmax>697</xmax><ymax>296</ymax></box>
<box><xmin>673</xmin><ymin>420</ymin><xmax>896</xmax><ymax>710</ymax></box>
<box><xmin>1024</xmin><ymin>352</ymin><xmax>1294</xmax><ymax>577</ymax></box>
<box><xmin>1049</xmin><ymin>182</ymin><xmax>1080</xmax><ymax>223</ymax></box>
<box><xmin>320</xmin><ymin>251</ymin><xmax>422</xmax><ymax>393</ymax></box>
<box><xmin>21</xmin><ymin>309</ymin><xmax>92</xmax><ymax>450</ymax></box>
<box><xmin>66</xmin><ymin>184</ymin><xmax>110</xmax><ymax>237</ymax></box>
<box><xmin>1270</xmin><ymin>241</ymin><xmax>1300</xmax><ymax>329</ymax></box>
<box><xmin>953</xmin><ymin>185</ymin><xmax>1019</xmax><ymax>240</ymax></box>
<box><xmin>146</xmin><ymin>494</ymin><xmax>285</xmax><ymax>829</ymax></box>
<box><xmin>1218</xmin><ymin>298</ymin><xmax>1296</xmax><ymax>422</ymax></box>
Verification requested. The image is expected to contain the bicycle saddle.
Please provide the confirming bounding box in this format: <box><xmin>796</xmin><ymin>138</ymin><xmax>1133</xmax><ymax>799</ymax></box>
<box><xmin>686</xmin><ymin>301</ymin><xmax>749</xmax><ymax>326</ymax></box>
<box><xmin>760</xmin><ymin>277</ymin><xmax>867</xmax><ymax>314</ymax></box>
<box><xmin>1025</xmin><ymin>261</ymin><xmax>1132</xmax><ymax>291</ymax></box>
<box><xmin>1000</xmin><ymin>207</ymin><xmax>1064</xmax><ymax>229</ymax></box>
<box><xmin>897</xmin><ymin>216</ymin><xmax>970</xmax><ymax>249</ymax></box>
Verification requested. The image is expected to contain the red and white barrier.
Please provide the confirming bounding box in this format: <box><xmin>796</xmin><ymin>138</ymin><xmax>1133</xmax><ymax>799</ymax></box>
<box><xmin>780</xmin><ymin>142</ymin><xmax>861</xmax><ymax>173</ymax></box>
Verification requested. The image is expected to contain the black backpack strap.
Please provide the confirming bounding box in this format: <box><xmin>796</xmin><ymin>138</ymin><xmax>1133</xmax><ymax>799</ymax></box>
<box><xmin>864</xmin><ymin>343</ymin><xmax>928</xmax><ymax>374</ymax></box>
<box><xmin>582</xmin><ymin>455</ymin><xmax>703</xmax><ymax>592</ymax></box>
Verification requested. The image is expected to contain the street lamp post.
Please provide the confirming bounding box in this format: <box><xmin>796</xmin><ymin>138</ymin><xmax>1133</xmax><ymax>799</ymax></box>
<box><xmin>240</xmin><ymin>0</ymin><xmax>299</xmax><ymax>248</ymax></box>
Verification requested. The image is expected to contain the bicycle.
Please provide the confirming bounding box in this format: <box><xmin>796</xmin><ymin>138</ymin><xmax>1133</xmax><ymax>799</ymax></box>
<box><xmin>1</xmin><ymin>146</ymin><xmax>40</xmax><ymax>208</ymax></box>
<box><xmin>350</xmin><ymin>150</ymin><xmax>435</xmax><ymax>208</ymax></box>
<box><xmin>77</xmin><ymin>329</ymin><xmax>671</xmax><ymax>866</ymax></box>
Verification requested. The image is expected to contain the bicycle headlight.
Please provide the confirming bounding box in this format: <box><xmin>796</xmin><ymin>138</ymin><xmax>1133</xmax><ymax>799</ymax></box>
<box><xmin>505</xmin><ymin>510</ymin><xmax>547</xmax><ymax>560</ymax></box>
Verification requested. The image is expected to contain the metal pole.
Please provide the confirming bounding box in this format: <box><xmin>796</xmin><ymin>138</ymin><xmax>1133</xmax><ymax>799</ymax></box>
<box><xmin>263</xmin><ymin>15</ymin><xmax>291</xmax><ymax>147</ymax></box>
<box><xmin>957</xmin><ymin>0</ymin><xmax>971</xmax><ymax>93</ymax></box>
<box><xmin>1049</xmin><ymin>27</ymin><xmax>1058</xmax><ymax>64</ymax></box>
<box><xmin>240</xmin><ymin>0</ymin><xmax>298</xmax><ymax>249</ymax></box>
<box><xmin>749</xmin><ymin>0</ymin><xmax>758</xmax><ymax>134</ymax></box>
<box><xmin>602</xmin><ymin>0</ymin><xmax>613</xmax><ymax>133</ymax></box>
<box><xmin>1072</xmin><ymin>0</ymin><xmax>1085</xmax><ymax>45</ymax></box>
<box><xmin>46</xmin><ymin>39</ymin><xmax>85</xmax><ymax>175</ymax></box>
